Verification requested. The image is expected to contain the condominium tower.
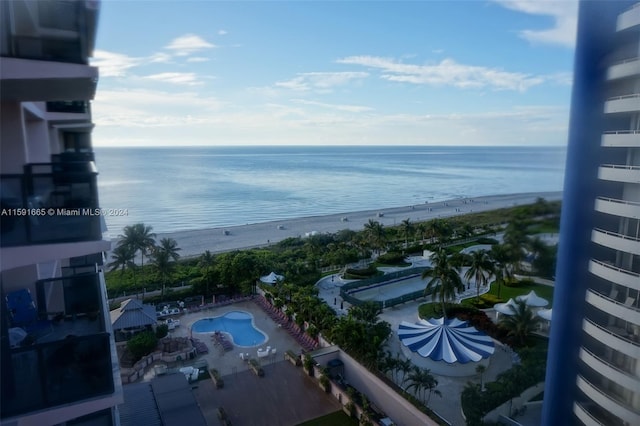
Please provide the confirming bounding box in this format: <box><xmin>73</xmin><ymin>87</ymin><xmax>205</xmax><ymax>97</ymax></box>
<box><xmin>543</xmin><ymin>1</ymin><xmax>640</xmax><ymax>425</ymax></box>
<box><xmin>1</xmin><ymin>1</ymin><xmax>123</xmax><ymax>425</ymax></box>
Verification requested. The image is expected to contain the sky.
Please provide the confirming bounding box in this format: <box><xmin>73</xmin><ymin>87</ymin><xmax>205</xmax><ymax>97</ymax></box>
<box><xmin>92</xmin><ymin>0</ymin><xmax>578</xmax><ymax>147</ymax></box>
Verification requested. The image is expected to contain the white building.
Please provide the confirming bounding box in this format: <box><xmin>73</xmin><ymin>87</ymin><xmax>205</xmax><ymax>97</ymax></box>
<box><xmin>543</xmin><ymin>2</ymin><xmax>640</xmax><ymax>425</ymax></box>
<box><xmin>1</xmin><ymin>1</ymin><xmax>123</xmax><ymax>424</ymax></box>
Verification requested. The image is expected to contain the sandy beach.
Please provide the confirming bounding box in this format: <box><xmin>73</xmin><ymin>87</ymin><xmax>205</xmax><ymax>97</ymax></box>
<box><xmin>113</xmin><ymin>191</ymin><xmax>562</xmax><ymax>259</ymax></box>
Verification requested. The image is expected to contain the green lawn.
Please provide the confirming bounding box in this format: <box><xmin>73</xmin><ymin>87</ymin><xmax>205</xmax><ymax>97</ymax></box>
<box><xmin>297</xmin><ymin>411</ymin><xmax>358</xmax><ymax>426</ymax></box>
<box><xmin>461</xmin><ymin>280</ymin><xmax>554</xmax><ymax>307</ymax></box>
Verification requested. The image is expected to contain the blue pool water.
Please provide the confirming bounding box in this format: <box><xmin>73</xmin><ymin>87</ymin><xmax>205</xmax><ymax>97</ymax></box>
<box><xmin>191</xmin><ymin>311</ymin><xmax>267</xmax><ymax>347</ymax></box>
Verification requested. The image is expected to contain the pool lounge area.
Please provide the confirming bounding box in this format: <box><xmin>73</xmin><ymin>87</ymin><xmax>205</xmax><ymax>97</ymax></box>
<box><xmin>191</xmin><ymin>310</ymin><xmax>268</xmax><ymax>347</ymax></box>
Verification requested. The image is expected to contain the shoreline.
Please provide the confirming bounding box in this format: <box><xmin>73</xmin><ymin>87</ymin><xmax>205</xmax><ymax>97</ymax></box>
<box><xmin>111</xmin><ymin>191</ymin><xmax>562</xmax><ymax>259</ymax></box>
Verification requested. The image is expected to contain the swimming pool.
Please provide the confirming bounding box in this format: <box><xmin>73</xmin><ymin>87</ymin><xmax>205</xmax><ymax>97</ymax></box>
<box><xmin>191</xmin><ymin>311</ymin><xmax>267</xmax><ymax>347</ymax></box>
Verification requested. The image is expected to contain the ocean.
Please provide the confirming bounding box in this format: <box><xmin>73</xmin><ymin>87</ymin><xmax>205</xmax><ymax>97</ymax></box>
<box><xmin>95</xmin><ymin>145</ymin><xmax>566</xmax><ymax>238</ymax></box>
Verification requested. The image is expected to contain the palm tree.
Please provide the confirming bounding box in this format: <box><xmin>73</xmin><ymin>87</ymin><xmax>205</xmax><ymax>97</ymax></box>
<box><xmin>400</xmin><ymin>218</ymin><xmax>414</xmax><ymax>248</ymax></box>
<box><xmin>422</xmin><ymin>248</ymin><xmax>464</xmax><ymax>317</ymax></box>
<box><xmin>198</xmin><ymin>250</ymin><xmax>216</xmax><ymax>298</ymax></box>
<box><xmin>489</xmin><ymin>243</ymin><xmax>515</xmax><ymax>299</ymax></box>
<box><xmin>405</xmin><ymin>366</ymin><xmax>441</xmax><ymax>406</ymax></box>
<box><xmin>363</xmin><ymin>219</ymin><xmax>386</xmax><ymax>255</ymax></box>
<box><xmin>499</xmin><ymin>299</ymin><xmax>543</xmax><ymax>346</ymax></box>
<box><xmin>107</xmin><ymin>244</ymin><xmax>136</xmax><ymax>289</ymax></box>
<box><xmin>152</xmin><ymin>238</ymin><xmax>181</xmax><ymax>298</ymax></box>
<box><xmin>118</xmin><ymin>223</ymin><xmax>156</xmax><ymax>287</ymax></box>
<box><xmin>428</xmin><ymin>218</ymin><xmax>453</xmax><ymax>246</ymax></box>
<box><xmin>464</xmin><ymin>249</ymin><xmax>494</xmax><ymax>303</ymax></box>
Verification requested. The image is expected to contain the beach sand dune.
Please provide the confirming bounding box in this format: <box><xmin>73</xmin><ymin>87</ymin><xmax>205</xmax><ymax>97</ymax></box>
<box><xmin>111</xmin><ymin>191</ymin><xmax>561</xmax><ymax>259</ymax></box>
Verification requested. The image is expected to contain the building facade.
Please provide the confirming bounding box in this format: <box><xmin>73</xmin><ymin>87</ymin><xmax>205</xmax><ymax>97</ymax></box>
<box><xmin>543</xmin><ymin>1</ymin><xmax>640</xmax><ymax>425</ymax></box>
<box><xmin>1</xmin><ymin>1</ymin><xmax>123</xmax><ymax>425</ymax></box>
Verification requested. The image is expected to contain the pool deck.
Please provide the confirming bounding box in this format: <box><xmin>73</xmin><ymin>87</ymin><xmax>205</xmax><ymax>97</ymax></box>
<box><xmin>152</xmin><ymin>300</ymin><xmax>307</xmax><ymax>378</ymax></box>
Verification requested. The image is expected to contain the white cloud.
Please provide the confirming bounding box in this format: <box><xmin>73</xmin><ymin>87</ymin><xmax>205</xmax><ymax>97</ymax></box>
<box><xmin>337</xmin><ymin>56</ymin><xmax>544</xmax><ymax>92</ymax></box>
<box><xmin>143</xmin><ymin>72</ymin><xmax>203</xmax><ymax>86</ymax></box>
<box><xmin>165</xmin><ymin>34</ymin><xmax>216</xmax><ymax>56</ymax></box>
<box><xmin>93</xmin><ymin>89</ymin><xmax>223</xmax><ymax>128</ymax></box>
<box><xmin>275</xmin><ymin>71</ymin><xmax>369</xmax><ymax>92</ymax></box>
<box><xmin>218</xmin><ymin>29</ymin><xmax>228</xmax><ymax>36</ymax></box>
<box><xmin>493</xmin><ymin>0</ymin><xmax>578</xmax><ymax>47</ymax></box>
<box><xmin>92</xmin><ymin>50</ymin><xmax>142</xmax><ymax>77</ymax></box>
<box><xmin>187</xmin><ymin>57</ymin><xmax>210</xmax><ymax>63</ymax></box>
<box><xmin>291</xmin><ymin>99</ymin><xmax>373</xmax><ymax>113</ymax></box>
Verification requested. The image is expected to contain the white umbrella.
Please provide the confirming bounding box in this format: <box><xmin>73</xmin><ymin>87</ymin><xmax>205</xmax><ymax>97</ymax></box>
<box><xmin>516</xmin><ymin>290</ymin><xmax>549</xmax><ymax>307</ymax></box>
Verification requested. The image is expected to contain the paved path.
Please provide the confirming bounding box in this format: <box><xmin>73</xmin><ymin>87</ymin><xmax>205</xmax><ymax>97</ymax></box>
<box><xmin>193</xmin><ymin>361</ymin><xmax>341</xmax><ymax>426</ymax></box>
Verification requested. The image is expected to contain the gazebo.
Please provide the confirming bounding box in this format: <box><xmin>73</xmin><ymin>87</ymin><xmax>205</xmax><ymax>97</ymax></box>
<box><xmin>398</xmin><ymin>317</ymin><xmax>495</xmax><ymax>376</ymax></box>
<box><xmin>110</xmin><ymin>299</ymin><xmax>158</xmax><ymax>342</ymax></box>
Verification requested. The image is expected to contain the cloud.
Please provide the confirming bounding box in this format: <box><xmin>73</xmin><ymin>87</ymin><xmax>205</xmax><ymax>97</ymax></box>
<box><xmin>291</xmin><ymin>99</ymin><xmax>373</xmax><ymax>113</ymax></box>
<box><xmin>337</xmin><ymin>56</ymin><xmax>544</xmax><ymax>92</ymax></box>
<box><xmin>275</xmin><ymin>71</ymin><xmax>369</xmax><ymax>92</ymax></box>
<box><xmin>165</xmin><ymin>34</ymin><xmax>216</xmax><ymax>56</ymax></box>
<box><xmin>92</xmin><ymin>50</ymin><xmax>143</xmax><ymax>77</ymax></box>
<box><xmin>143</xmin><ymin>72</ymin><xmax>203</xmax><ymax>86</ymax></box>
<box><xmin>492</xmin><ymin>0</ymin><xmax>578</xmax><ymax>47</ymax></box>
<box><xmin>218</xmin><ymin>29</ymin><xmax>228</xmax><ymax>36</ymax></box>
<box><xmin>187</xmin><ymin>57</ymin><xmax>210</xmax><ymax>63</ymax></box>
<box><xmin>93</xmin><ymin>89</ymin><xmax>223</xmax><ymax>128</ymax></box>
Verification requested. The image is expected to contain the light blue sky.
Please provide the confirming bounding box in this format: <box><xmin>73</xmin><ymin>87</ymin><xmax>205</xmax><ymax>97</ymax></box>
<box><xmin>92</xmin><ymin>0</ymin><xmax>577</xmax><ymax>147</ymax></box>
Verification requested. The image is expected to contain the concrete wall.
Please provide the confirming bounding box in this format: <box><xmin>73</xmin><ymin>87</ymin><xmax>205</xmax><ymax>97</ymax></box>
<box><xmin>483</xmin><ymin>382</ymin><xmax>545</xmax><ymax>423</ymax></box>
<box><xmin>312</xmin><ymin>346</ymin><xmax>439</xmax><ymax>426</ymax></box>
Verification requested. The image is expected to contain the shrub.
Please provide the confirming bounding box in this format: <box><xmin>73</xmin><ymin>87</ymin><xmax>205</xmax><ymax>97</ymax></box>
<box><xmin>476</xmin><ymin>237</ymin><xmax>499</xmax><ymax>245</ymax></box>
<box><xmin>479</xmin><ymin>294</ymin><xmax>503</xmax><ymax>305</ymax></box>
<box><xmin>376</xmin><ymin>252</ymin><xmax>407</xmax><ymax>266</ymax></box>
<box><xmin>345</xmin><ymin>265</ymin><xmax>378</xmax><ymax>279</ymax></box>
<box><xmin>127</xmin><ymin>331</ymin><xmax>158</xmax><ymax>361</ymax></box>
<box><xmin>155</xmin><ymin>324</ymin><xmax>169</xmax><ymax>339</ymax></box>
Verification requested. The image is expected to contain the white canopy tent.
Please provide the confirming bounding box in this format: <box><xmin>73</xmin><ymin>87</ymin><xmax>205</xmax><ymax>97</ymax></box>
<box><xmin>516</xmin><ymin>290</ymin><xmax>549</xmax><ymax>307</ymax></box>
<box><xmin>494</xmin><ymin>298</ymin><xmax>519</xmax><ymax>316</ymax></box>
<box><xmin>537</xmin><ymin>308</ymin><xmax>553</xmax><ymax>321</ymax></box>
<box><xmin>259</xmin><ymin>272</ymin><xmax>284</xmax><ymax>285</ymax></box>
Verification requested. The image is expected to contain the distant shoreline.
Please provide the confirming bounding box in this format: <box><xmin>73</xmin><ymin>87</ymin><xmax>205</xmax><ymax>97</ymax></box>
<box><xmin>110</xmin><ymin>191</ymin><xmax>562</xmax><ymax>259</ymax></box>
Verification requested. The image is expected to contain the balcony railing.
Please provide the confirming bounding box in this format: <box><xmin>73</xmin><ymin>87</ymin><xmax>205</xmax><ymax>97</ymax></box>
<box><xmin>46</xmin><ymin>100</ymin><xmax>90</xmax><ymax>114</ymax></box>
<box><xmin>0</xmin><ymin>333</ymin><xmax>114</xmax><ymax>419</ymax></box>
<box><xmin>0</xmin><ymin>161</ymin><xmax>102</xmax><ymax>247</ymax></box>
<box><xmin>35</xmin><ymin>272</ymin><xmax>105</xmax><ymax>331</ymax></box>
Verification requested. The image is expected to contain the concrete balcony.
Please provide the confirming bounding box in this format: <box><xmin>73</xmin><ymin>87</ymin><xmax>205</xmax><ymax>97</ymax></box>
<box><xmin>592</xmin><ymin>228</ymin><xmax>640</xmax><ymax>255</ymax></box>
<box><xmin>579</xmin><ymin>348</ymin><xmax>640</xmax><ymax>396</ymax></box>
<box><xmin>594</xmin><ymin>196</ymin><xmax>640</xmax><ymax>219</ymax></box>
<box><xmin>576</xmin><ymin>375</ymin><xmax>639</xmax><ymax>425</ymax></box>
<box><xmin>607</xmin><ymin>57</ymin><xmax>640</xmax><ymax>80</ymax></box>
<box><xmin>598</xmin><ymin>164</ymin><xmax>640</xmax><ymax>184</ymax></box>
<box><xmin>589</xmin><ymin>259</ymin><xmax>640</xmax><ymax>290</ymax></box>
<box><xmin>617</xmin><ymin>3</ymin><xmax>640</xmax><ymax>31</ymax></box>
<box><xmin>601</xmin><ymin>131</ymin><xmax>640</xmax><ymax>147</ymax></box>
<box><xmin>573</xmin><ymin>402</ymin><xmax>608</xmax><ymax>426</ymax></box>
<box><xmin>583</xmin><ymin>318</ymin><xmax>639</xmax><ymax>359</ymax></box>
<box><xmin>585</xmin><ymin>289</ymin><xmax>640</xmax><ymax>327</ymax></box>
<box><xmin>0</xmin><ymin>57</ymin><xmax>98</xmax><ymax>102</ymax></box>
<box><xmin>604</xmin><ymin>94</ymin><xmax>640</xmax><ymax>114</ymax></box>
